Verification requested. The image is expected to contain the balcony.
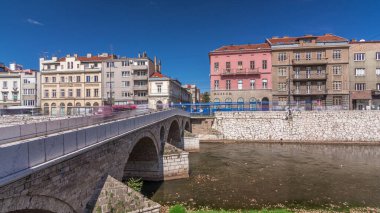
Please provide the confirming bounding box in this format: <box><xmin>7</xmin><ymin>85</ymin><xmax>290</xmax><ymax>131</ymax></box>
<box><xmin>84</xmin><ymin>66</ymin><xmax>101</xmax><ymax>72</ymax></box>
<box><xmin>133</xmin><ymin>75</ymin><xmax>148</xmax><ymax>80</ymax></box>
<box><xmin>293</xmin><ymin>73</ymin><xmax>327</xmax><ymax>81</ymax></box>
<box><xmin>133</xmin><ymin>96</ymin><xmax>148</xmax><ymax>101</ymax></box>
<box><xmin>131</xmin><ymin>65</ymin><xmax>148</xmax><ymax>70</ymax></box>
<box><xmin>221</xmin><ymin>68</ymin><xmax>260</xmax><ymax>76</ymax></box>
<box><xmin>293</xmin><ymin>87</ymin><xmax>327</xmax><ymax>96</ymax></box>
<box><xmin>133</xmin><ymin>85</ymin><xmax>148</xmax><ymax>90</ymax></box>
<box><xmin>292</xmin><ymin>58</ymin><xmax>328</xmax><ymax>65</ymax></box>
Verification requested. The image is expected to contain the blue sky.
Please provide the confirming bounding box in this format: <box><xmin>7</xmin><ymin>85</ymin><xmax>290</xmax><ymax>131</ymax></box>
<box><xmin>1</xmin><ymin>0</ymin><xmax>380</xmax><ymax>92</ymax></box>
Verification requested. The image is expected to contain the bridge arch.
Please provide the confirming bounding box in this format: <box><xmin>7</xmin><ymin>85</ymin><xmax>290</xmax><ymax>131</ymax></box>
<box><xmin>184</xmin><ymin>120</ymin><xmax>191</xmax><ymax>132</ymax></box>
<box><xmin>123</xmin><ymin>134</ymin><xmax>161</xmax><ymax>181</ymax></box>
<box><xmin>167</xmin><ymin>119</ymin><xmax>182</xmax><ymax>148</ymax></box>
<box><xmin>0</xmin><ymin>195</ymin><xmax>76</xmax><ymax>213</ymax></box>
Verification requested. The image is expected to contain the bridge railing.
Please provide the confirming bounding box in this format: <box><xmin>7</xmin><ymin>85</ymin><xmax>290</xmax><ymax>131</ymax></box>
<box><xmin>0</xmin><ymin>108</ymin><xmax>188</xmax><ymax>145</ymax></box>
<box><xmin>0</xmin><ymin>108</ymin><xmax>189</xmax><ymax>184</ymax></box>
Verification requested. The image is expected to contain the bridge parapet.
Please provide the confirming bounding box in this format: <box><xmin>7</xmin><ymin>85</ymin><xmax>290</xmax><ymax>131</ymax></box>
<box><xmin>0</xmin><ymin>109</ymin><xmax>189</xmax><ymax>187</ymax></box>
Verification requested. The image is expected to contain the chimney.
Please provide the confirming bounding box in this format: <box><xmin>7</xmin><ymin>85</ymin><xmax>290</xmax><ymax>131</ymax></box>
<box><xmin>154</xmin><ymin>56</ymin><xmax>157</xmax><ymax>72</ymax></box>
<box><xmin>158</xmin><ymin>60</ymin><xmax>161</xmax><ymax>72</ymax></box>
<box><xmin>74</xmin><ymin>54</ymin><xmax>78</xmax><ymax>58</ymax></box>
<box><xmin>138</xmin><ymin>53</ymin><xmax>141</xmax><ymax>58</ymax></box>
<box><xmin>87</xmin><ymin>53</ymin><xmax>92</xmax><ymax>58</ymax></box>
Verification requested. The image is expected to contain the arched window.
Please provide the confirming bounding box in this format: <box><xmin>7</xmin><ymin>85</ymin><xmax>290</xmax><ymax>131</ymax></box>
<box><xmin>262</xmin><ymin>97</ymin><xmax>270</xmax><ymax>111</ymax></box>
<box><xmin>76</xmin><ymin>102</ymin><xmax>81</xmax><ymax>106</ymax></box>
<box><xmin>213</xmin><ymin>98</ymin><xmax>220</xmax><ymax>109</ymax></box>
<box><xmin>43</xmin><ymin>103</ymin><xmax>49</xmax><ymax>115</ymax></box>
<box><xmin>237</xmin><ymin>97</ymin><xmax>244</xmax><ymax>110</ymax></box>
<box><xmin>93</xmin><ymin>102</ymin><xmax>99</xmax><ymax>106</ymax></box>
<box><xmin>225</xmin><ymin>98</ymin><xmax>232</xmax><ymax>109</ymax></box>
<box><xmin>51</xmin><ymin>103</ymin><xmax>57</xmax><ymax>116</ymax></box>
<box><xmin>59</xmin><ymin>103</ymin><xmax>65</xmax><ymax>116</ymax></box>
<box><xmin>85</xmin><ymin>102</ymin><xmax>91</xmax><ymax>106</ymax></box>
<box><xmin>67</xmin><ymin>103</ymin><xmax>73</xmax><ymax>115</ymax></box>
<box><xmin>249</xmin><ymin>98</ymin><xmax>257</xmax><ymax>110</ymax></box>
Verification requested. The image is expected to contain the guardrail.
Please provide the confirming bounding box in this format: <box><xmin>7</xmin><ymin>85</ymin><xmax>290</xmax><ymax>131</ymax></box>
<box><xmin>0</xmin><ymin>108</ymin><xmax>189</xmax><ymax>182</ymax></box>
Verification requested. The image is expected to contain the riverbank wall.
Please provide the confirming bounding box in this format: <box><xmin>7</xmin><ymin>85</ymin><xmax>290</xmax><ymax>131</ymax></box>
<box><xmin>211</xmin><ymin>111</ymin><xmax>380</xmax><ymax>142</ymax></box>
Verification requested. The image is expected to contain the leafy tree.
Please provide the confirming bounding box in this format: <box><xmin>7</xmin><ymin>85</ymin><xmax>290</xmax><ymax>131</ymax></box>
<box><xmin>201</xmin><ymin>92</ymin><xmax>210</xmax><ymax>103</ymax></box>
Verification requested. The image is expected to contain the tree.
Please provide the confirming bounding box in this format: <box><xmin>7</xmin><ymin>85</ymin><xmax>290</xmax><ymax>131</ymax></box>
<box><xmin>201</xmin><ymin>92</ymin><xmax>210</xmax><ymax>103</ymax></box>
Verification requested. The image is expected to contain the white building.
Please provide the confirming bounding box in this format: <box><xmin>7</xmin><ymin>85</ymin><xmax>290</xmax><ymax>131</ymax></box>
<box><xmin>0</xmin><ymin>64</ymin><xmax>21</xmax><ymax>109</ymax></box>
<box><xmin>148</xmin><ymin>72</ymin><xmax>191</xmax><ymax>110</ymax></box>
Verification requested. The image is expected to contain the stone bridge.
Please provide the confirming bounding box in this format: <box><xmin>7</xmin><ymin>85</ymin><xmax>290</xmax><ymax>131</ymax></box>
<box><xmin>0</xmin><ymin>109</ymin><xmax>192</xmax><ymax>212</ymax></box>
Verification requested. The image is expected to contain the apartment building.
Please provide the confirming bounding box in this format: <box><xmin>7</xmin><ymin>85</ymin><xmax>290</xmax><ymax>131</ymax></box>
<box><xmin>267</xmin><ymin>34</ymin><xmax>350</xmax><ymax>110</ymax></box>
<box><xmin>102</xmin><ymin>52</ymin><xmax>157</xmax><ymax>105</ymax></box>
<box><xmin>209</xmin><ymin>43</ymin><xmax>272</xmax><ymax>109</ymax></box>
<box><xmin>0</xmin><ymin>63</ymin><xmax>21</xmax><ymax>109</ymax></box>
<box><xmin>349</xmin><ymin>40</ymin><xmax>380</xmax><ymax>110</ymax></box>
<box><xmin>40</xmin><ymin>53</ymin><xmax>111</xmax><ymax>115</ymax></box>
<box><xmin>148</xmin><ymin>72</ymin><xmax>191</xmax><ymax>110</ymax></box>
<box><xmin>182</xmin><ymin>84</ymin><xmax>200</xmax><ymax>103</ymax></box>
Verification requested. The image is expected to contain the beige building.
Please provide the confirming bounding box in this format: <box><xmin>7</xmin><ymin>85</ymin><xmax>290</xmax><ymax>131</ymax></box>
<box><xmin>349</xmin><ymin>40</ymin><xmax>380</xmax><ymax>110</ymax></box>
<box><xmin>148</xmin><ymin>72</ymin><xmax>191</xmax><ymax>110</ymax></box>
<box><xmin>268</xmin><ymin>34</ymin><xmax>350</xmax><ymax>110</ymax></box>
<box><xmin>0</xmin><ymin>64</ymin><xmax>21</xmax><ymax>109</ymax></box>
<box><xmin>40</xmin><ymin>53</ymin><xmax>112</xmax><ymax>115</ymax></box>
<box><xmin>102</xmin><ymin>52</ymin><xmax>157</xmax><ymax>106</ymax></box>
<box><xmin>182</xmin><ymin>84</ymin><xmax>200</xmax><ymax>103</ymax></box>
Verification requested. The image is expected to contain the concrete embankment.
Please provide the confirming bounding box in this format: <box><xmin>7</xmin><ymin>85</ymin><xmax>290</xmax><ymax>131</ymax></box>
<box><xmin>192</xmin><ymin>111</ymin><xmax>380</xmax><ymax>143</ymax></box>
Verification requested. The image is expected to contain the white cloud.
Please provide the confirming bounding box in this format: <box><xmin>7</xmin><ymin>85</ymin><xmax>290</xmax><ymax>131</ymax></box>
<box><xmin>27</xmin><ymin>18</ymin><xmax>44</xmax><ymax>26</ymax></box>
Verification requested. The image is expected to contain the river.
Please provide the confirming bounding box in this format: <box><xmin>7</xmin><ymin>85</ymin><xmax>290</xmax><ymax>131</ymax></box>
<box><xmin>143</xmin><ymin>143</ymin><xmax>380</xmax><ymax>210</ymax></box>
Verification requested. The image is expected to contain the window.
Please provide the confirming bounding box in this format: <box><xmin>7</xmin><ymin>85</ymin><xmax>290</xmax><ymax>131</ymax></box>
<box><xmin>278</xmin><ymin>52</ymin><xmax>287</xmax><ymax>61</ymax></box>
<box><xmin>376</xmin><ymin>68</ymin><xmax>380</xmax><ymax>76</ymax></box>
<box><xmin>279</xmin><ymin>97</ymin><xmax>287</xmax><ymax>106</ymax></box>
<box><xmin>317</xmin><ymin>82</ymin><xmax>323</xmax><ymax>91</ymax></box>
<box><xmin>262</xmin><ymin>60</ymin><xmax>267</xmax><ymax>69</ymax></box>
<box><xmin>355</xmin><ymin>68</ymin><xmax>365</xmax><ymax>76</ymax></box>
<box><xmin>294</xmin><ymin>67</ymin><xmax>300</xmax><ymax>77</ymax></box>
<box><xmin>317</xmin><ymin>52</ymin><xmax>323</xmax><ymax>60</ymax></box>
<box><xmin>157</xmin><ymin>84</ymin><xmax>162</xmax><ymax>93</ymax></box>
<box><xmin>13</xmin><ymin>81</ymin><xmax>18</xmax><ymax>88</ymax></box>
<box><xmin>306</xmin><ymin>67</ymin><xmax>311</xmax><ymax>78</ymax></box>
<box><xmin>52</xmin><ymin>89</ymin><xmax>56</xmax><ymax>98</ymax></box>
<box><xmin>238</xmin><ymin>80</ymin><xmax>243</xmax><ymax>90</ymax></box>
<box><xmin>354</xmin><ymin>53</ymin><xmax>365</xmax><ymax>61</ymax></box>
<box><xmin>306</xmin><ymin>52</ymin><xmax>311</xmax><ymax>60</ymax></box>
<box><xmin>60</xmin><ymin>76</ymin><xmax>65</xmax><ymax>83</ymax></box>
<box><xmin>262</xmin><ymin>79</ymin><xmax>268</xmax><ymax>89</ymax></box>
<box><xmin>377</xmin><ymin>52</ymin><xmax>380</xmax><ymax>60</ymax></box>
<box><xmin>214</xmin><ymin>62</ymin><xmax>219</xmax><ymax>72</ymax></box>
<box><xmin>94</xmin><ymin>76</ymin><xmax>98</xmax><ymax>82</ymax></box>
<box><xmin>377</xmin><ymin>83</ymin><xmax>380</xmax><ymax>91</ymax></box>
<box><xmin>333</xmin><ymin>81</ymin><xmax>342</xmax><ymax>90</ymax></box>
<box><xmin>122</xmin><ymin>81</ymin><xmax>130</xmax><ymax>87</ymax></box>
<box><xmin>355</xmin><ymin>83</ymin><xmax>365</xmax><ymax>91</ymax></box>
<box><xmin>333</xmin><ymin>50</ymin><xmax>341</xmax><ymax>60</ymax></box>
<box><xmin>44</xmin><ymin>90</ymin><xmax>49</xmax><ymax>98</ymax></box>
<box><xmin>106</xmin><ymin>62</ymin><xmax>114</xmax><ymax>68</ymax></box>
<box><xmin>68</xmin><ymin>89</ymin><xmax>73</xmax><ymax>97</ymax></box>
<box><xmin>214</xmin><ymin>80</ymin><xmax>219</xmax><ymax>90</ymax></box>
<box><xmin>106</xmin><ymin>72</ymin><xmax>114</xmax><ymax>78</ymax></box>
<box><xmin>333</xmin><ymin>96</ymin><xmax>342</xmax><ymax>106</ymax></box>
<box><xmin>94</xmin><ymin>89</ymin><xmax>99</xmax><ymax>97</ymax></box>
<box><xmin>122</xmin><ymin>71</ymin><xmax>130</xmax><ymax>77</ymax></box>
<box><xmin>122</xmin><ymin>92</ymin><xmax>131</xmax><ymax>97</ymax></box>
<box><xmin>86</xmin><ymin>89</ymin><xmax>91</xmax><ymax>97</ymax></box>
<box><xmin>278</xmin><ymin>67</ymin><xmax>287</xmax><ymax>76</ymax></box>
<box><xmin>333</xmin><ymin>66</ymin><xmax>341</xmax><ymax>75</ymax></box>
<box><xmin>76</xmin><ymin>76</ymin><xmax>81</xmax><ymax>82</ymax></box>
<box><xmin>294</xmin><ymin>52</ymin><xmax>300</xmax><ymax>61</ymax></box>
<box><xmin>106</xmin><ymin>82</ymin><xmax>114</xmax><ymax>88</ymax></box>
<box><xmin>317</xmin><ymin>66</ymin><xmax>322</xmax><ymax>75</ymax></box>
<box><xmin>137</xmin><ymin>61</ymin><xmax>146</xmax><ymax>66</ymax></box>
<box><xmin>306</xmin><ymin>82</ymin><xmax>311</xmax><ymax>94</ymax></box>
<box><xmin>250</xmin><ymin>80</ymin><xmax>255</xmax><ymax>89</ymax></box>
<box><xmin>122</xmin><ymin>61</ymin><xmax>129</xmax><ymax>66</ymax></box>
<box><xmin>226</xmin><ymin>80</ymin><xmax>231</xmax><ymax>90</ymax></box>
<box><xmin>45</xmin><ymin>77</ymin><xmax>49</xmax><ymax>83</ymax></box>
<box><xmin>86</xmin><ymin>76</ymin><xmax>91</xmax><ymax>82</ymax></box>
<box><xmin>76</xmin><ymin>89</ymin><xmax>81</xmax><ymax>97</ymax></box>
<box><xmin>237</xmin><ymin>61</ymin><xmax>243</xmax><ymax>69</ymax></box>
<box><xmin>52</xmin><ymin>77</ymin><xmax>56</xmax><ymax>83</ymax></box>
<box><xmin>250</xmin><ymin>61</ymin><xmax>255</xmax><ymax>69</ymax></box>
<box><xmin>278</xmin><ymin>83</ymin><xmax>287</xmax><ymax>91</ymax></box>
<box><xmin>225</xmin><ymin>62</ymin><xmax>231</xmax><ymax>71</ymax></box>
<box><xmin>60</xmin><ymin>89</ymin><xmax>65</xmax><ymax>97</ymax></box>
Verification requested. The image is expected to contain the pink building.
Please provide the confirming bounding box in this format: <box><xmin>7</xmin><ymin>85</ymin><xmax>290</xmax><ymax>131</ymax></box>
<box><xmin>209</xmin><ymin>43</ymin><xmax>272</xmax><ymax>108</ymax></box>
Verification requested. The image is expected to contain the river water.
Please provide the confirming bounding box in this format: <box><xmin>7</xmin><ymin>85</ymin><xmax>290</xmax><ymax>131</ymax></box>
<box><xmin>145</xmin><ymin>143</ymin><xmax>380</xmax><ymax>210</ymax></box>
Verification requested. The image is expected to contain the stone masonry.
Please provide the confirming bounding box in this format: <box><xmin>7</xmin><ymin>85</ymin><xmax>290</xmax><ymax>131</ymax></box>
<box><xmin>213</xmin><ymin>111</ymin><xmax>380</xmax><ymax>142</ymax></box>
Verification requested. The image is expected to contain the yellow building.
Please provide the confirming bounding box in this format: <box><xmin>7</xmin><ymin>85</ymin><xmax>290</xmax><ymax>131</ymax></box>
<box><xmin>40</xmin><ymin>53</ymin><xmax>112</xmax><ymax>115</ymax></box>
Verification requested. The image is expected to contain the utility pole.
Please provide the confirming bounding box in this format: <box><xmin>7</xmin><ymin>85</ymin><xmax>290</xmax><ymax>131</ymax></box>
<box><xmin>287</xmin><ymin>55</ymin><xmax>292</xmax><ymax>116</ymax></box>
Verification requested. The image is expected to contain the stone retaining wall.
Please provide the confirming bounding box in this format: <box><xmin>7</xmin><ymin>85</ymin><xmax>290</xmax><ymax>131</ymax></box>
<box><xmin>163</xmin><ymin>153</ymin><xmax>189</xmax><ymax>180</ymax></box>
<box><xmin>213</xmin><ymin>111</ymin><xmax>380</xmax><ymax>142</ymax></box>
<box><xmin>183</xmin><ymin>136</ymin><xmax>200</xmax><ymax>152</ymax></box>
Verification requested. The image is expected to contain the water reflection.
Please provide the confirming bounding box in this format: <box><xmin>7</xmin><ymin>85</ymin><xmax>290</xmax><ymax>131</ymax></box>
<box><xmin>145</xmin><ymin>143</ymin><xmax>380</xmax><ymax>210</ymax></box>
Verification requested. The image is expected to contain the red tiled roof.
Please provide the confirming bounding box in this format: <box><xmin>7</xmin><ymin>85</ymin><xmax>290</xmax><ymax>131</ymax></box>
<box><xmin>58</xmin><ymin>55</ymin><xmax>113</xmax><ymax>62</ymax></box>
<box><xmin>212</xmin><ymin>43</ymin><xmax>270</xmax><ymax>52</ymax></box>
<box><xmin>150</xmin><ymin>72</ymin><xmax>167</xmax><ymax>78</ymax></box>
<box><xmin>267</xmin><ymin>34</ymin><xmax>348</xmax><ymax>45</ymax></box>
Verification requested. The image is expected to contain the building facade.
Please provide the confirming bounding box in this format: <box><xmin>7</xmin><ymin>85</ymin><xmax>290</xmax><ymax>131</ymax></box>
<box><xmin>40</xmin><ymin>53</ymin><xmax>111</xmax><ymax>115</ymax></box>
<box><xmin>102</xmin><ymin>52</ymin><xmax>157</xmax><ymax>106</ymax></box>
<box><xmin>148</xmin><ymin>72</ymin><xmax>191</xmax><ymax>110</ymax></box>
<box><xmin>20</xmin><ymin>70</ymin><xmax>40</xmax><ymax>108</ymax></box>
<box><xmin>268</xmin><ymin>34</ymin><xmax>350</xmax><ymax>110</ymax></box>
<box><xmin>0</xmin><ymin>64</ymin><xmax>21</xmax><ymax>109</ymax></box>
<box><xmin>182</xmin><ymin>84</ymin><xmax>200</xmax><ymax>103</ymax></box>
<box><xmin>209</xmin><ymin>43</ymin><xmax>272</xmax><ymax>109</ymax></box>
<box><xmin>349</xmin><ymin>40</ymin><xmax>380</xmax><ymax>110</ymax></box>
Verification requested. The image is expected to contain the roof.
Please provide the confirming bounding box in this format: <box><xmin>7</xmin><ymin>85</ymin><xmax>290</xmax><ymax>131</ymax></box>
<box><xmin>267</xmin><ymin>34</ymin><xmax>348</xmax><ymax>45</ymax></box>
<box><xmin>211</xmin><ymin>43</ymin><xmax>270</xmax><ymax>53</ymax></box>
<box><xmin>150</xmin><ymin>72</ymin><xmax>167</xmax><ymax>78</ymax></box>
<box><xmin>58</xmin><ymin>55</ymin><xmax>114</xmax><ymax>62</ymax></box>
<box><xmin>349</xmin><ymin>40</ymin><xmax>380</xmax><ymax>44</ymax></box>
